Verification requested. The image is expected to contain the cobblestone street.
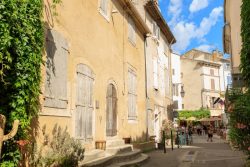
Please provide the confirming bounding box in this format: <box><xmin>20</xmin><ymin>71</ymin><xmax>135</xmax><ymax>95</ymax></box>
<box><xmin>143</xmin><ymin>134</ymin><xmax>246</xmax><ymax>167</ymax></box>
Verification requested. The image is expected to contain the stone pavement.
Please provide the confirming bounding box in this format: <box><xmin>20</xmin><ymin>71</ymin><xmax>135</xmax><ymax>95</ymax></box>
<box><xmin>143</xmin><ymin>134</ymin><xmax>246</xmax><ymax>167</ymax></box>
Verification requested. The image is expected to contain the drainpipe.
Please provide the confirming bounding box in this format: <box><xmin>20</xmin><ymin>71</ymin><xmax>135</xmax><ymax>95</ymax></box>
<box><xmin>144</xmin><ymin>34</ymin><xmax>150</xmax><ymax>141</ymax></box>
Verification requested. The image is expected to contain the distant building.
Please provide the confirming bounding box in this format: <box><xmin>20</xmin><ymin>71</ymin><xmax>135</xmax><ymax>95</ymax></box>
<box><xmin>181</xmin><ymin>49</ymin><xmax>231</xmax><ymax>118</ymax></box>
<box><xmin>223</xmin><ymin>0</ymin><xmax>243</xmax><ymax>87</ymax></box>
<box><xmin>171</xmin><ymin>53</ymin><xmax>183</xmax><ymax>111</ymax></box>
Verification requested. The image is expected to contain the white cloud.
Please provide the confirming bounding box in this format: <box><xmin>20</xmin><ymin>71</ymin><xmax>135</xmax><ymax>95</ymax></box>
<box><xmin>189</xmin><ymin>0</ymin><xmax>209</xmax><ymax>13</ymax></box>
<box><xmin>172</xmin><ymin>21</ymin><xmax>196</xmax><ymax>52</ymax></box>
<box><xmin>196</xmin><ymin>7</ymin><xmax>223</xmax><ymax>38</ymax></box>
<box><xmin>168</xmin><ymin>0</ymin><xmax>183</xmax><ymax>26</ymax></box>
<box><xmin>196</xmin><ymin>44</ymin><xmax>215</xmax><ymax>52</ymax></box>
<box><xmin>172</xmin><ymin>6</ymin><xmax>223</xmax><ymax>53</ymax></box>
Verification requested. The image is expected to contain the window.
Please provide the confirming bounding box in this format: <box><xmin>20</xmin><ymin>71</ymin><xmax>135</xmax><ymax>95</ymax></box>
<box><xmin>227</xmin><ymin>75</ymin><xmax>232</xmax><ymax>85</ymax></box>
<box><xmin>165</xmin><ymin>68</ymin><xmax>170</xmax><ymax>96</ymax></box>
<box><xmin>153</xmin><ymin>21</ymin><xmax>160</xmax><ymax>40</ymax></box>
<box><xmin>128</xmin><ymin>70</ymin><xmax>137</xmax><ymax>120</ymax></box>
<box><xmin>182</xmin><ymin>104</ymin><xmax>184</xmax><ymax>109</ymax></box>
<box><xmin>172</xmin><ymin>69</ymin><xmax>175</xmax><ymax>75</ymax></box>
<box><xmin>44</xmin><ymin>29</ymin><xmax>68</xmax><ymax>109</ymax></box>
<box><xmin>181</xmin><ymin>72</ymin><xmax>183</xmax><ymax>78</ymax></box>
<box><xmin>128</xmin><ymin>16</ymin><xmax>136</xmax><ymax>45</ymax></box>
<box><xmin>210</xmin><ymin>69</ymin><xmax>214</xmax><ymax>76</ymax></box>
<box><xmin>153</xmin><ymin>58</ymin><xmax>159</xmax><ymax>89</ymax></box>
<box><xmin>163</xmin><ymin>42</ymin><xmax>168</xmax><ymax>55</ymax></box>
<box><xmin>100</xmin><ymin>0</ymin><xmax>108</xmax><ymax>17</ymax></box>
<box><xmin>172</xmin><ymin>84</ymin><xmax>176</xmax><ymax>96</ymax></box>
<box><xmin>211</xmin><ymin>79</ymin><xmax>215</xmax><ymax>90</ymax></box>
<box><xmin>175</xmin><ymin>84</ymin><xmax>179</xmax><ymax>96</ymax></box>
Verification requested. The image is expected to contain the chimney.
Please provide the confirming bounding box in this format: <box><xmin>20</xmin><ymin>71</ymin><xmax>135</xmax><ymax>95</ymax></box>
<box><xmin>212</xmin><ymin>50</ymin><xmax>222</xmax><ymax>61</ymax></box>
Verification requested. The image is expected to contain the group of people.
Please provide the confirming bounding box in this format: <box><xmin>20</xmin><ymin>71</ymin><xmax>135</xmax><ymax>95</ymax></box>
<box><xmin>177</xmin><ymin>124</ymin><xmax>215</xmax><ymax>144</ymax></box>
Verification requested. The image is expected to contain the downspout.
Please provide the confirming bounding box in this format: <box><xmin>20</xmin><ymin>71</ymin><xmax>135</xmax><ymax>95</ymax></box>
<box><xmin>144</xmin><ymin>34</ymin><xmax>149</xmax><ymax>141</ymax></box>
<box><xmin>169</xmin><ymin>38</ymin><xmax>175</xmax><ymax>121</ymax></box>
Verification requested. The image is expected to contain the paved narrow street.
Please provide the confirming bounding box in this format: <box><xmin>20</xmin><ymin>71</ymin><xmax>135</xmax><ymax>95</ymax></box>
<box><xmin>143</xmin><ymin>134</ymin><xmax>246</xmax><ymax>167</ymax></box>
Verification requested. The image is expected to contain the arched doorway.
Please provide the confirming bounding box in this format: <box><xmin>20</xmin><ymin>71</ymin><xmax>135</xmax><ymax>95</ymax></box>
<box><xmin>106</xmin><ymin>84</ymin><xmax>117</xmax><ymax>137</ymax></box>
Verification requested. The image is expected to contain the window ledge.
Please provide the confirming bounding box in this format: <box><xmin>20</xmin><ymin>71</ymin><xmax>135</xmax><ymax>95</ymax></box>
<box><xmin>128</xmin><ymin>119</ymin><xmax>138</xmax><ymax>124</ymax></box>
<box><xmin>40</xmin><ymin>110</ymin><xmax>71</xmax><ymax>117</ymax></box>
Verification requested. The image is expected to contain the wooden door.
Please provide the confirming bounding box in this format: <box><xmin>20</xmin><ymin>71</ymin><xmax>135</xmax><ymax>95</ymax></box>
<box><xmin>75</xmin><ymin>64</ymin><xmax>94</xmax><ymax>140</ymax></box>
<box><xmin>106</xmin><ymin>84</ymin><xmax>117</xmax><ymax>136</ymax></box>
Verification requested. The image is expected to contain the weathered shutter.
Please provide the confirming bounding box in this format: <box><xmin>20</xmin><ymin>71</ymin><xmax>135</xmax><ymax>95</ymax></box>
<box><xmin>100</xmin><ymin>0</ymin><xmax>107</xmax><ymax>15</ymax></box>
<box><xmin>128</xmin><ymin>16</ymin><xmax>136</xmax><ymax>44</ymax></box>
<box><xmin>75</xmin><ymin>64</ymin><xmax>94</xmax><ymax>140</ymax></box>
<box><xmin>44</xmin><ymin>29</ymin><xmax>68</xmax><ymax>109</ymax></box>
<box><xmin>128</xmin><ymin>70</ymin><xmax>137</xmax><ymax>120</ymax></box>
<box><xmin>165</xmin><ymin>68</ymin><xmax>169</xmax><ymax>96</ymax></box>
<box><xmin>211</xmin><ymin>79</ymin><xmax>215</xmax><ymax>90</ymax></box>
<box><xmin>153</xmin><ymin>58</ymin><xmax>158</xmax><ymax>89</ymax></box>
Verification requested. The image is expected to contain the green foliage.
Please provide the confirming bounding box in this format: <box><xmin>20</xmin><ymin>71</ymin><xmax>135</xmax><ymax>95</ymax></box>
<box><xmin>0</xmin><ymin>0</ymin><xmax>44</xmax><ymax>164</ymax></box>
<box><xmin>227</xmin><ymin>89</ymin><xmax>250</xmax><ymax>158</ymax></box>
<box><xmin>178</xmin><ymin>108</ymin><xmax>210</xmax><ymax>119</ymax></box>
<box><xmin>31</xmin><ymin>125</ymin><xmax>85</xmax><ymax>167</ymax></box>
<box><xmin>240</xmin><ymin>0</ymin><xmax>250</xmax><ymax>87</ymax></box>
<box><xmin>227</xmin><ymin>0</ymin><xmax>250</xmax><ymax>159</ymax></box>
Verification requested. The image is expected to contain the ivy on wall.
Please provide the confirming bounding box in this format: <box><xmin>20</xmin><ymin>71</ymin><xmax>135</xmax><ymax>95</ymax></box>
<box><xmin>240</xmin><ymin>0</ymin><xmax>250</xmax><ymax>87</ymax></box>
<box><xmin>0</xmin><ymin>0</ymin><xmax>44</xmax><ymax>165</ymax></box>
<box><xmin>227</xmin><ymin>0</ymin><xmax>250</xmax><ymax>160</ymax></box>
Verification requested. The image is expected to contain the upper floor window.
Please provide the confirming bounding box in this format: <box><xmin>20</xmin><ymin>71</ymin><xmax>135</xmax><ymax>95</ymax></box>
<box><xmin>210</xmin><ymin>69</ymin><xmax>214</xmax><ymax>76</ymax></box>
<box><xmin>172</xmin><ymin>69</ymin><xmax>175</xmax><ymax>76</ymax></box>
<box><xmin>211</xmin><ymin>79</ymin><xmax>215</xmax><ymax>90</ymax></box>
<box><xmin>153</xmin><ymin>58</ymin><xmax>159</xmax><ymax>90</ymax></box>
<box><xmin>99</xmin><ymin>0</ymin><xmax>109</xmax><ymax>19</ymax></box>
<box><xmin>153</xmin><ymin>21</ymin><xmax>160</xmax><ymax>40</ymax></box>
<box><xmin>128</xmin><ymin>16</ymin><xmax>136</xmax><ymax>45</ymax></box>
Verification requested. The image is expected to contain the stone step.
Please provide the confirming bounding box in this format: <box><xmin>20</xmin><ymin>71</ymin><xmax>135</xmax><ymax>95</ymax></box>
<box><xmin>82</xmin><ymin>149</ymin><xmax>105</xmax><ymax>163</ymax></box>
<box><xmin>106</xmin><ymin>144</ymin><xmax>133</xmax><ymax>155</ymax></box>
<box><xmin>109</xmin><ymin>153</ymin><xmax>150</xmax><ymax>167</ymax></box>
<box><xmin>81</xmin><ymin>149</ymin><xmax>142</xmax><ymax>167</ymax></box>
<box><xmin>112</xmin><ymin>149</ymin><xmax>142</xmax><ymax>164</ymax></box>
<box><xmin>106</xmin><ymin>139</ymin><xmax>125</xmax><ymax>147</ymax></box>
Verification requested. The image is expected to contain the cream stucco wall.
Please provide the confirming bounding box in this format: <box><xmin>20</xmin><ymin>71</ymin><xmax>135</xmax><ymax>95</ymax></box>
<box><xmin>224</xmin><ymin>0</ymin><xmax>242</xmax><ymax>74</ymax></box>
<box><xmin>181</xmin><ymin>58</ymin><xmax>203</xmax><ymax>110</ymax></box>
<box><xmin>38</xmin><ymin>0</ymin><xmax>147</xmax><ymax>149</ymax></box>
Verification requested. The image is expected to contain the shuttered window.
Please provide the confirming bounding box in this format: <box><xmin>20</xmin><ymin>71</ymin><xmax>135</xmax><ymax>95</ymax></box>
<box><xmin>128</xmin><ymin>70</ymin><xmax>137</xmax><ymax>120</ymax></box>
<box><xmin>153</xmin><ymin>21</ymin><xmax>160</xmax><ymax>40</ymax></box>
<box><xmin>44</xmin><ymin>29</ymin><xmax>69</xmax><ymax>109</ymax></box>
<box><xmin>128</xmin><ymin>16</ymin><xmax>136</xmax><ymax>45</ymax></box>
<box><xmin>211</xmin><ymin>79</ymin><xmax>215</xmax><ymax>90</ymax></box>
<box><xmin>75</xmin><ymin>64</ymin><xmax>94</xmax><ymax>140</ymax></box>
<box><xmin>165</xmin><ymin>68</ymin><xmax>170</xmax><ymax>96</ymax></box>
<box><xmin>210</xmin><ymin>69</ymin><xmax>214</xmax><ymax>76</ymax></box>
<box><xmin>153</xmin><ymin>58</ymin><xmax>159</xmax><ymax>89</ymax></box>
<box><xmin>100</xmin><ymin>0</ymin><xmax>108</xmax><ymax>16</ymax></box>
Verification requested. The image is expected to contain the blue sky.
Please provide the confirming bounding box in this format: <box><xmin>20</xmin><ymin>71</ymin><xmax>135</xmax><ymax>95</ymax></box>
<box><xmin>159</xmin><ymin>0</ymin><xmax>224</xmax><ymax>55</ymax></box>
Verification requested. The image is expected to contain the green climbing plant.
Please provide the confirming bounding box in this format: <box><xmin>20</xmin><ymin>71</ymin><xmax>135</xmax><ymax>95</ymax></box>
<box><xmin>227</xmin><ymin>0</ymin><xmax>250</xmax><ymax>160</ymax></box>
<box><xmin>0</xmin><ymin>0</ymin><xmax>44</xmax><ymax>165</ymax></box>
<box><xmin>240</xmin><ymin>0</ymin><xmax>250</xmax><ymax>87</ymax></box>
<box><xmin>178</xmin><ymin>108</ymin><xmax>210</xmax><ymax>119</ymax></box>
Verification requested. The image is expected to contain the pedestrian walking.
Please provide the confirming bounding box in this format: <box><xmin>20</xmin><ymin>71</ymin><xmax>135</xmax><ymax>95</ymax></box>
<box><xmin>207</xmin><ymin>126</ymin><xmax>214</xmax><ymax>142</ymax></box>
<box><xmin>202</xmin><ymin>125</ymin><xmax>206</xmax><ymax>135</ymax></box>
